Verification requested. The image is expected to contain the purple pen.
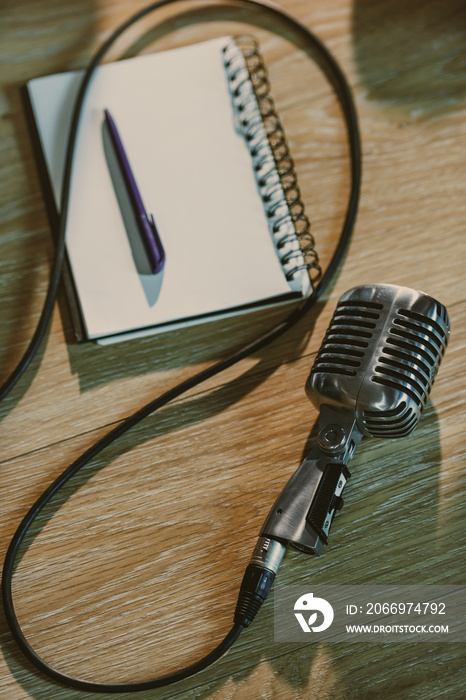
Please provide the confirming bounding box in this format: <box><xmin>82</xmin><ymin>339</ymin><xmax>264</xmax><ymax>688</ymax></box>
<box><xmin>104</xmin><ymin>108</ymin><xmax>165</xmax><ymax>274</ymax></box>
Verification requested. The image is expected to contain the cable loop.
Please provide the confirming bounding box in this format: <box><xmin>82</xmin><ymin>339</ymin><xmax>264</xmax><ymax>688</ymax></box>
<box><xmin>1</xmin><ymin>0</ymin><xmax>361</xmax><ymax>692</ymax></box>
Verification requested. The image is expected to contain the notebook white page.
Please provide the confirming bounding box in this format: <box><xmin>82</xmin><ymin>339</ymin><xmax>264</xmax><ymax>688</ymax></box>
<box><xmin>27</xmin><ymin>37</ymin><xmax>304</xmax><ymax>340</ymax></box>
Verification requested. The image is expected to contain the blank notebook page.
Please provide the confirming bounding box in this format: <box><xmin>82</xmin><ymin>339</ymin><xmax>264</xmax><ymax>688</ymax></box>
<box><xmin>27</xmin><ymin>37</ymin><xmax>297</xmax><ymax>339</ymax></box>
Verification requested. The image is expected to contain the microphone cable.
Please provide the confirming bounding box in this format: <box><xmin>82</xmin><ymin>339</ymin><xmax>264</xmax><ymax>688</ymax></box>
<box><xmin>1</xmin><ymin>0</ymin><xmax>361</xmax><ymax>693</ymax></box>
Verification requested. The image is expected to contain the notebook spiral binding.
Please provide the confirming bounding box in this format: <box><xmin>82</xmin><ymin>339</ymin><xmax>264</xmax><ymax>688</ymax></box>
<box><xmin>223</xmin><ymin>35</ymin><xmax>322</xmax><ymax>287</ymax></box>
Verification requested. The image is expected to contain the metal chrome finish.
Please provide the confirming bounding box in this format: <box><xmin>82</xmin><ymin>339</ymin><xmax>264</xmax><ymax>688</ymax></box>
<box><xmin>249</xmin><ymin>537</ymin><xmax>286</xmax><ymax>573</ymax></box>
<box><xmin>318</xmin><ymin>424</ymin><xmax>347</xmax><ymax>453</ymax></box>
<box><xmin>307</xmin><ymin>284</ymin><xmax>450</xmax><ymax>438</ymax></box>
<box><xmin>261</xmin><ymin>406</ymin><xmax>363</xmax><ymax>555</ymax></box>
<box><xmin>259</xmin><ymin>285</ymin><xmax>450</xmax><ymax>557</ymax></box>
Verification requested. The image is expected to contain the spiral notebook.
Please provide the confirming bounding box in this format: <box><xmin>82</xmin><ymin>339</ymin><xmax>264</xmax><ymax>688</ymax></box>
<box><xmin>24</xmin><ymin>36</ymin><xmax>316</xmax><ymax>344</ymax></box>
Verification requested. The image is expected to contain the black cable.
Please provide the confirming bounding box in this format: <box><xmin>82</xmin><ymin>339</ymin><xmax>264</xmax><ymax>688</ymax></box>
<box><xmin>1</xmin><ymin>0</ymin><xmax>361</xmax><ymax>693</ymax></box>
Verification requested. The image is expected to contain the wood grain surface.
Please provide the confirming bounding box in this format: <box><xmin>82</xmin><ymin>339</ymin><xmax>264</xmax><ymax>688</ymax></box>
<box><xmin>1</xmin><ymin>1</ymin><xmax>465</xmax><ymax>698</ymax></box>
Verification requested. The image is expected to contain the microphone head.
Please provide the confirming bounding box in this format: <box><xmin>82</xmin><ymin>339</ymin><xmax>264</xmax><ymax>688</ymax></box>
<box><xmin>306</xmin><ymin>284</ymin><xmax>450</xmax><ymax>438</ymax></box>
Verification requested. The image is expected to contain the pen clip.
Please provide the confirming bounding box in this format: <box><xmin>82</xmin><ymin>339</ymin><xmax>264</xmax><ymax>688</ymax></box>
<box><xmin>147</xmin><ymin>214</ymin><xmax>165</xmax><ymax>274</ymax></box>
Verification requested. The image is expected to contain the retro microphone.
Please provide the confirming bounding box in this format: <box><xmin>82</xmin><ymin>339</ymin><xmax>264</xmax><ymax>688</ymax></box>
<box><xmin>234</xmin><ymin>284</ymin><xmax>450</xmax><ymax>627</ymax></box>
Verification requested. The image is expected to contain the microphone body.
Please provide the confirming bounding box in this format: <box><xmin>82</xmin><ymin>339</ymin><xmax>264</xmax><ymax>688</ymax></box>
<box><xmin>235</xmin><ymin>284</ymin><xmax>449</xmax><ymax>628</ymax></box>
<box><xmin>260</xmin><ymin>284</ymin><xmax>450</xmax><ymax>555</ymax></box>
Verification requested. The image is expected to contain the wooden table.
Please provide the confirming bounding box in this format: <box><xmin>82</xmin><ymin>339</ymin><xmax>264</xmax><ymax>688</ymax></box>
<box><xmin>1</xmin><ymin>1</ymin><xmax>465</xmax><ymax>698</ymax></box>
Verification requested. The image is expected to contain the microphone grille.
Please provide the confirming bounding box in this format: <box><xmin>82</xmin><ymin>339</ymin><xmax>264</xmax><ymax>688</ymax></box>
<box><xmin>307</xmin><ymin>285</ymin><xmax>450</xmax><ymax>439</ymax></box>
<box><xmin>366</xmin><ymin>298</ymin><xmax>449</xmax><ymax>436</ymax></box>
<box><xmin>311</xmin><ymin>298</ymin><xmax>384</xmax><ymax>377</ymax></box>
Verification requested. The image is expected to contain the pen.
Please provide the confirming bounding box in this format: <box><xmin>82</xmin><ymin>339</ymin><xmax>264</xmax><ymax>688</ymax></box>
<box><xmin>104</xmin><ymin>108</ymin><xmax>165</xmax><ymax>274</ymax></box>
